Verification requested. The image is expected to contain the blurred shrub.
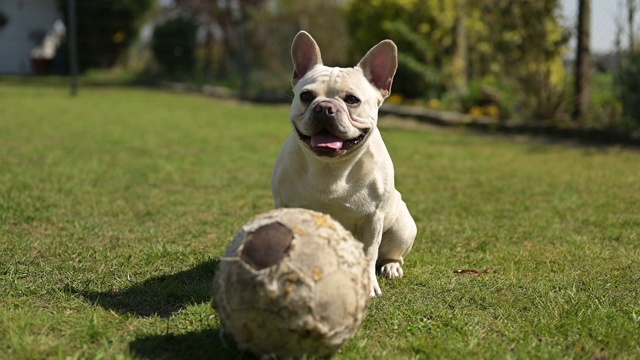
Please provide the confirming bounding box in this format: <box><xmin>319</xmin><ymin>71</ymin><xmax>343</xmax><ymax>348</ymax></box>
<box><xmin>57</xmin><ymin>0</ymin><xmax>153</xmax><ymax>71</ymax></box>
<box><xmin>242</xmin><ymin>0</ymin><xmax>354</xmax><ymax>99</ymax></box>
<box><xmin>615</xmin><ymin>50</ymin><xmax>640</xmax><ymax>125</ymax></box>
<box><xmin>346</xmin><ymin>0</ymin><xmax>569</xmax><ymax>122</ymax></box>
<box><xmin>383</xmin><ymin>20</ymin><xmax>445</xmax><ymax>99</ymax></box>
<box><xmin>346</xmin><ymin>0</ymin><xmax>456</xmax><ymax>99</ymax></box>
<box><xmin>443</xmin><ymin>79</ymin><xmax>519</xmax><ymax>120</ymax></box>
<box><xmin>152</xmin><ymin>15</ymin><xmax>198</xmax><ymax>75</ymax></box>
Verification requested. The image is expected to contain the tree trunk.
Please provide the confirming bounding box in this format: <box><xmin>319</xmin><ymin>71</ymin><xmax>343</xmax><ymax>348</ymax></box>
<box><xmin>452</xmin><ymin>0</ymin><xmax>468</xmax><ymax>91</ymax></box>
<box><xmin>573</xmin><ymin>0</ymin><xmax>591</xmax><ymax>121</ymax></box>
<box><xmin>237</xmin><ymin>2</ymin><xmax>250</xmax><ymax>100</ymax></box>
<box><xmin>628</xmin><ymin>0</ymin><xmax>637</xmax><ymax>50</ymax></box>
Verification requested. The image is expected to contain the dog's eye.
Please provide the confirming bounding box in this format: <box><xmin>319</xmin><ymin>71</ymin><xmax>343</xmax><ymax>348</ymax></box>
<box><xmin>344</xmin><ymin>95</ymin><xmax>361</xmax><ymax>106</ymax></box>
<box><xmin>299</xmin><ymin>91</ymin><xmax>315</xmax><ymax>103</ymax></box>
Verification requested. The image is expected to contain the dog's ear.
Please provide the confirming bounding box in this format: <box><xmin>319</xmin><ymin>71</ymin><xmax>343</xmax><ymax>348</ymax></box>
<box><xmin>357</xmin><ymin>40</ymin><xmax>398</xmax><ymax>98</ymax></box>
<box><xmin>291</xmin><ymin>31</ymin><xmax>323</xmax><ymax>86</ymax></box>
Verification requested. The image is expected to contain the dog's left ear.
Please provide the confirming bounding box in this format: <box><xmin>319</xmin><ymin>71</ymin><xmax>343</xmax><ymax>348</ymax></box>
<box><xmin>357</xmin><ymin>40</ymin><xmax>398</xmax><ymax>99</ymax></box>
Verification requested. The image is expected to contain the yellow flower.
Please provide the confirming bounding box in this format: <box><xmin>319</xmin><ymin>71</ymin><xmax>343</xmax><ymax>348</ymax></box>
<box><xmin>427</xmin><ymin>98</ymin><xmax>440</xmax><ymax>109</ymax></box>
<box><xmin>387</xmin><ymin>93</ymin><xmax>404</xmax><ymax>105</ymax></box>
<box><xmin>112</xmin><ymin>31</ymin><xmax>126</xmax><ymax>44</ymax></box>
<box><xmin>469</xmin><ymin>106</ymin><xmax>483</xmax><ymax>118</ymax></box>
<box><xmin>483</xmin><ymin>105</ymin><xmax>500</xmax><ymax>117</ymax></box>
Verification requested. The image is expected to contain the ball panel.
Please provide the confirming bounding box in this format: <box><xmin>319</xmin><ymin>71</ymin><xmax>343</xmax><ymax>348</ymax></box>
<box><xmin>221</xmin><ymin>309</ymin><xmax>292</xmax><ymax>354</ymax></box>
<box><xmin>288</xmin><ymin>235</ymin><xmax>338</xmax><ymax>279</ymax></box>
<box><xmin>240</xmin><ymin>221</ymin><xmax>293</xmax><ymax>270</ymax></box>
<box><xmin>314</xmin><ymin>271</ymin><xmax>359</xmax><ymax>329</ymax></box>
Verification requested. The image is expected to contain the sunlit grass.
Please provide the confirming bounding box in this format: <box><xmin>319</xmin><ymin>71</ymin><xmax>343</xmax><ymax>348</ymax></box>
<box><xmin>1</xmin><ymin>82</ymin><xmax>639</xmax><ymax>359</ymax></box>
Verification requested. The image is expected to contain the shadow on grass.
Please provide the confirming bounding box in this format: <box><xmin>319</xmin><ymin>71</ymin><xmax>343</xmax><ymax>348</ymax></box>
<box><xmin>68</xmin><ymin>259</ymin><xmax>219</xmax><ymax>318</ymax></box>
<box><xmin>129</xmin><ymin>328</ymin><xmax>253</xmax><ymax>360</ymax></box>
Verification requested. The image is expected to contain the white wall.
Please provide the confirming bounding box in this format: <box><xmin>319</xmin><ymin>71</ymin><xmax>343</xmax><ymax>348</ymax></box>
<box><xmin>0</xmin><ymin>0</ymin><xmax>61</xmax><ymax>74</ymax></box>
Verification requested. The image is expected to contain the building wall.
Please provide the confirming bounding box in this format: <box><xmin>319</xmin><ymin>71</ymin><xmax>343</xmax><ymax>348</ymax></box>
<box><xmin>0</xmin><ymin>0</ymin><xmax>61</xmax><ymax>74</ymax></box>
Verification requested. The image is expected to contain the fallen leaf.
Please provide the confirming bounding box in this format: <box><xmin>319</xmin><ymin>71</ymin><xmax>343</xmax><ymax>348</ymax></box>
<box><xmin>454</xmin><ymin>269</ymin><xmax>490</xmax><ymax>275</ymax></box>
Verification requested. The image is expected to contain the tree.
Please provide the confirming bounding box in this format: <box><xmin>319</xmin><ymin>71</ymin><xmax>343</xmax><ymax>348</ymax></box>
<box><xmin>452</xmin><ymin>0</ymin><xmax>468</xmax><ymax>91</ymax></box>
<box><xmin>573</xmin><ymin>0</ymin><xmax>592</xmax><ymax>120</ymax></box>
<box><xmin>172</xmin><ymin>0</ymin><xmax>266</xmax><ymax>93</ymax></box>
<box><xmin>171</xmin><ymin>0</ymin><xmax>350</xmax><ymax>97</ymax></box>
<box><xmin>628</xmin><ymin>0</ymin><xmax>637</xmax><ymax>50</ymax></box>
<box><xmin>57</xmin><ymin>0</ymin><xmax>153</xmax><ymax>71</ymax></box>
<box><xmin>152</xmin><ymin>14</ymin><xmax>199</xmax><ymax>75</ymax></box>
<box><xmin>614</xmin><ymin>0</ymin><xmax>640</xmax><ymax>125</ymax></box>
<box><xmin>471</xmin><ymin>0</ymin><xmax>569</xmax><ymax>120</ymax></box>
<box><xmin>346</xmin><ymin>0</ymin><xmax>458</xmax><ymax>98</ymax></box>
<box><xmin>346</xmin><ymin>0</ymin><xmax>569</xmax><ymax>120</ymax></box>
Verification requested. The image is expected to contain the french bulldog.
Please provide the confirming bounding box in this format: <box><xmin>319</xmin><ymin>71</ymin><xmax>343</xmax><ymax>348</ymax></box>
<box><xmin>271</xmin><ymin>31</ymin><xmax>416</xmax><ymax>297</ymax></box>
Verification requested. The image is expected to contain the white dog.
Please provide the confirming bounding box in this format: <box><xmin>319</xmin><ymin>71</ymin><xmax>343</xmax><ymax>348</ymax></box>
<box><xmin>272</xmin><ymin>31</ymin><xmax>416</xmax><ymax>297</ymax></box>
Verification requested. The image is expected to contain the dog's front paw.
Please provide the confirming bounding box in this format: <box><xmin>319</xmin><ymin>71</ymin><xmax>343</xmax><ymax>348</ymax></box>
<box><xmin>380</xmin><ymin>262</ymin><xmax>404</xmax><ymax>279</ymax></box>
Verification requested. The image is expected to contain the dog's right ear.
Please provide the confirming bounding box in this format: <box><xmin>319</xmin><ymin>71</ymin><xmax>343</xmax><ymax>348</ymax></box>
<box><xmin>291</xmin><ymin>31</ymin><xmax>323</xmax><ymax>86</ymax></box>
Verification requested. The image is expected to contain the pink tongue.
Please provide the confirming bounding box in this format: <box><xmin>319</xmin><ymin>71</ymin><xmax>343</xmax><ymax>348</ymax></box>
<box><xmin>310</xmin><ymin>134</ymin><xmax>344</xmax><ymax>150</ymax></box>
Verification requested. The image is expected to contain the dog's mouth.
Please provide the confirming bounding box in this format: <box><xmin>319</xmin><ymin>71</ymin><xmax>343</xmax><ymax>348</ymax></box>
<box><xmin>295</xmin><ymin>127</ymin><xmax>369</xmax><ymax>158</ymax></box>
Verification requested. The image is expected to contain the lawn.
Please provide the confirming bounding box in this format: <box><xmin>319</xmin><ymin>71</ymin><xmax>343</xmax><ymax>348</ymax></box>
<box><xmin>0</xmin><ymin>81</ymin><xmax>639</xmax><ymax>359</ymax></box>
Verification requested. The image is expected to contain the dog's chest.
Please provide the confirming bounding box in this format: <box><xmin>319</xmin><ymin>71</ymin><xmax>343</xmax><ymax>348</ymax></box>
<box><xmin>287</xmin><ymin>192</ymin><xmax>372</xmax><ymax>239</ymax></box>
<box><xmin>282</xmin><ymin>171</ymin><xmax>381</xmax><ymax>222</ymax></box>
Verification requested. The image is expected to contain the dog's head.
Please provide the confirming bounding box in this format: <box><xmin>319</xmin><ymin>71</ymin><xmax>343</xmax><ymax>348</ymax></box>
<box><xmin>289</xmin><ymin>31</ymin><xmax>397</xmax><ymax>159</ymax></box>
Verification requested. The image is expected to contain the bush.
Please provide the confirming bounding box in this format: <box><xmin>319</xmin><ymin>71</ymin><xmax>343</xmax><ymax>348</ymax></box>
<box><xmin>345</xmin><ymin>0</ymin><xmax>455</xmax><ymax>99</ymax></box>
<box><xmin>345</xmin><ymin>0</ymin><xmax>569</xmax><ymax>119</ymax></box>
<box><xmin>615</xmin><ymin>50</ymin><xmax>640</xmax><ymax>125</ymax></box>
<box><xmin>152</xmin><ymin>15</ymin><xmax>198</xmax><ymax>75</ymax></box>
<box><xmin>442</xmin><ymin>79</ymin><xmax>520</xmax><ymax>120</ymax></box>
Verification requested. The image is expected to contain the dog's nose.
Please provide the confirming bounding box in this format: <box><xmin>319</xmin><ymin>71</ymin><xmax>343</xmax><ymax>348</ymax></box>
<box><xmin>313</xmin><ymin>102</ymin><xmax>336</xmax><ymax>116</ymax></box>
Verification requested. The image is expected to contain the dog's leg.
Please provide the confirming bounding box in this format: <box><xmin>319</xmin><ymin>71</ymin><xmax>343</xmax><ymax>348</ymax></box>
<box><xmin>362</xmin><ymin>215</ymin><xmax>385</xmax><ymax>297</ymax></box>
<box><xmin>377</xmin><ymin>203</ymin><xmax>416</xmax><ymax>280</ymax></box>
<box><xmin>368</xmin><ymin>260</ymin><xmax>382</xmax><ymax>297</ymax></box>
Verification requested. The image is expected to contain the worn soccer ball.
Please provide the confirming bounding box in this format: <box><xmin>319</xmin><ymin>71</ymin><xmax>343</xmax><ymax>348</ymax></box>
<box><xmin>212</xmin><ymin>208</ymin><xmax>370</xmax><ymax>357</ymax></box>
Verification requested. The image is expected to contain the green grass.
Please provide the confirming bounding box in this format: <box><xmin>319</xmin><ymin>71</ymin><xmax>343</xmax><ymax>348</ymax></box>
<box><xmin>1</xmin><ymin>81</ymin><xmax>639</xmax><ymax>359</ymax></box>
